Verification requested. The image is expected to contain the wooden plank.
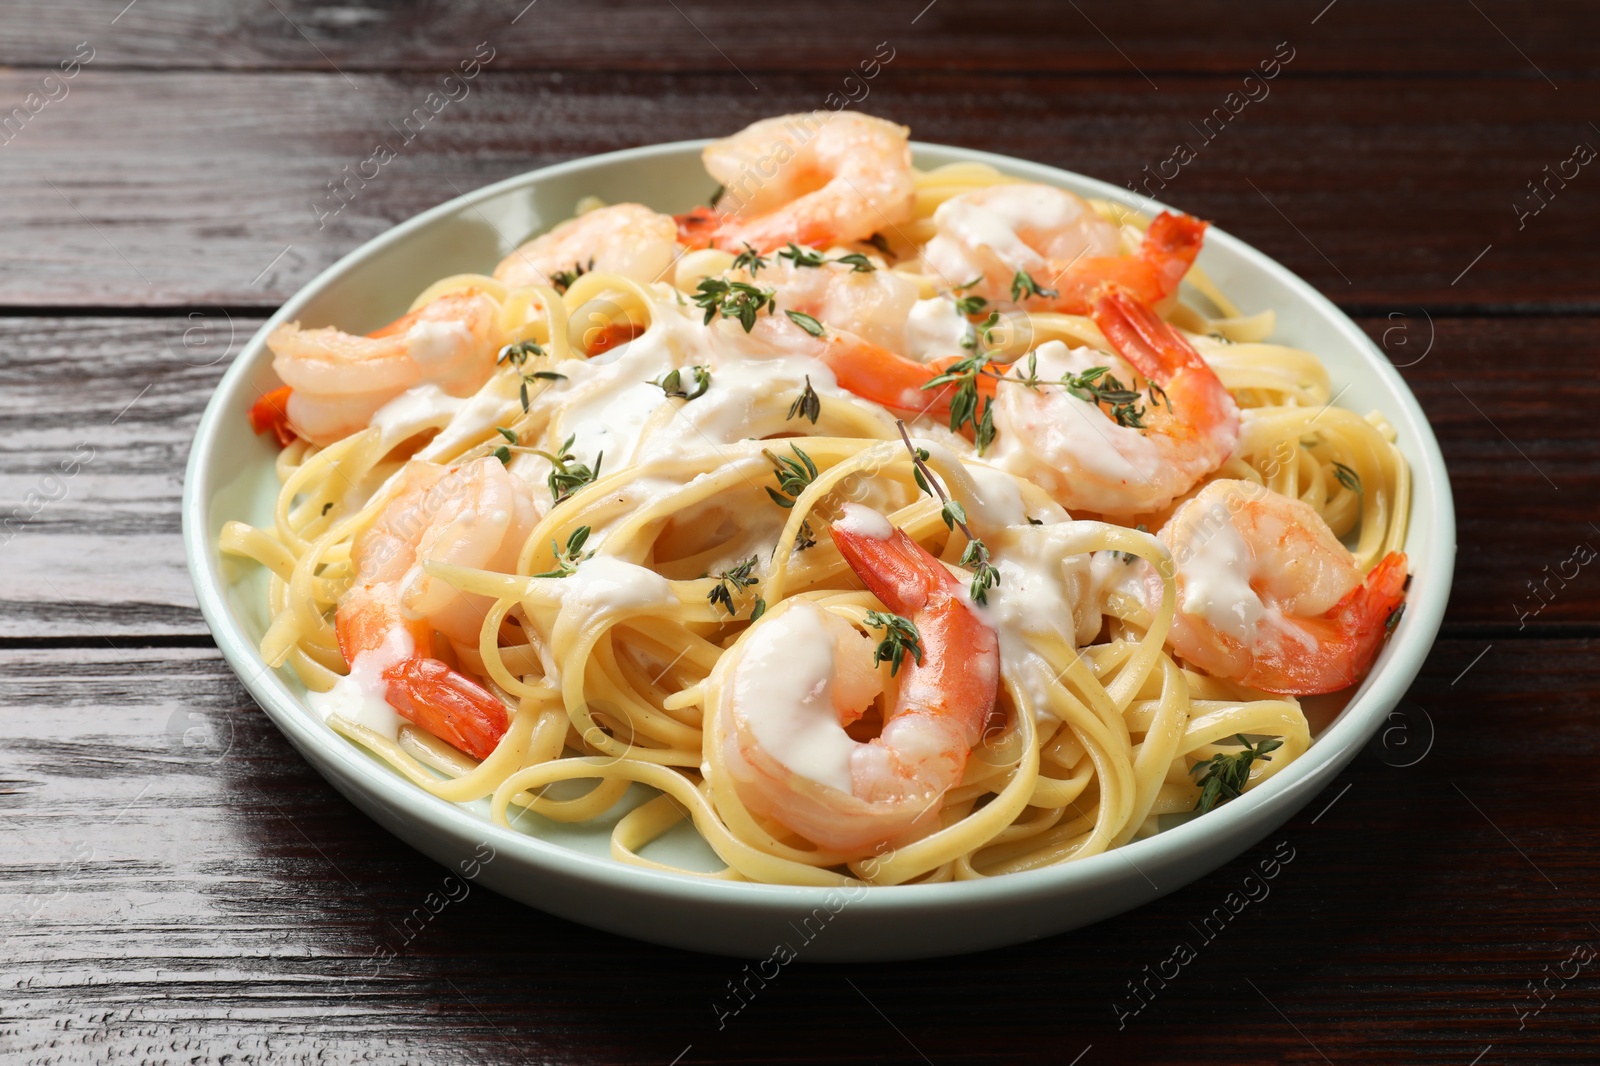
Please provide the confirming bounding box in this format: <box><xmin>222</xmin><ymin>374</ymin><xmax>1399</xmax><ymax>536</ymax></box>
<box><xmin>0</xmin><ymin>0</ymin><xmax>1589</xmax><ymax>76</ymax></box>
<box><xmin>1</xmin><ymin>70</ymin><xmax>1596</xmax><ymax>308</ymax></box>
<box><xmin>1</xmin><ymin>314</ymin><xmax>1596</xmax><ymax>637</ymax></box>
<box><xmin>0</xmin><ymin>638</ymin><xmax>1593</xmax><ymax>1062</ymax></box>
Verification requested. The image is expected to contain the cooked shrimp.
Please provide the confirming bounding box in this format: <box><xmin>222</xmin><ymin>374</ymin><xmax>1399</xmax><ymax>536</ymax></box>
<box><xmin>990</xmin><ymin>289</ymin><xmax>1239</xmax><ymax>515</ymax></box>
<box><xmin>706</xmin><ymin>301</ymin><xmax>989</xmax><ymax>429</ymax></box>
<box><xmin>716</xmin><ymin>506</ymin><xmax>1000</xmax><ymax>852</ymax></box>
<box><xmin>494</xmin><ymin>202</ymin><xmax>680</xmax><ymax>290</ymax></box>
<box><xmin>335</xmin><ymin>456</ymin><xmax>541</xmax><ymax>759</ymax></box>
<box><xmin>1148</xmin><ymin>479</ymin><xmax>1408</xmax><ymax>695</ymax></box>
<box><xmin>268</xmin><ymin>290</ymin><xmax>501</xmax><ymax>447</ymax></box>
<box><xmin>678</xmin><ymin>112</ymin><xmax>915</xmax><ymax>253</ymax></box>
<box><xmin>925</xmin><ymin>182</ymin><xmax>1206</xmax><ymax>313</ymax></box>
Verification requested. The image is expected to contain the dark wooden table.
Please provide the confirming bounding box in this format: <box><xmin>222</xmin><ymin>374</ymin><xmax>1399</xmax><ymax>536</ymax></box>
<box><xmin>4</xmin><ymin>2</ymin><xmax>1597</xmax><ymax>1061</ymax></box>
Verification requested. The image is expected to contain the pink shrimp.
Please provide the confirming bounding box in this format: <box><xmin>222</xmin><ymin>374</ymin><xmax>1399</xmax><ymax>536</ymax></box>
<box><xmin>717</xmin><ymin>506</ymin><xmax>1000</xmax><ymax>853</ymax></box>
<box><xmin>494</xmin><ymin>202</ymin><xmax>681</xmax><ymax>290</ymax></box>
<box><xmin>1147</xmin><ymin>478</ymin><xmax>1409</xmax><ymax>695</ymax></box>
<box><xmin>924</xmin><ymin>182</ymin><xmax>1206</xmax><ymax>314</ymax></box>
<box><xmin>268</xmin><ymin>290</ymin><xmax>501</xmax><ymax>447</ymax></box>
<box><xmin>676</xmin><ymin>112</ymin><xmax>916</xmax><ymax>254</ymax></box>
<box><xmin>334</xmin><ymin>456</ymin><xmax>541</xmax><ymax>759</ymax></box>
<box><xmin>989</xmin><ymin>289</ymin><xmax>1240</xmax><ymax>515</ymax></box>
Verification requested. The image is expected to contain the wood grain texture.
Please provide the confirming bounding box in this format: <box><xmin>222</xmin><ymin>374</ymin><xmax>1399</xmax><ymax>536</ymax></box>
<box><xmin>5</xmin><ymin>4</ymin><xmax>1597</xmax><ymax>1060</ymax></box>
<box><xmin>1</xmin><ymin>0</ymin><xmax>1591</xmax><ymax>76</ymax></box>
<box><xmin>2</xmin><ymin>68</ymin><xmax>1598</xmax><ymax>308</ymax></box>
<box><xmin>2</xmin><ymin>314</ymin><xmax>1595</xmax><ymax>637</ymax></box>
<box><xmin>1</xmin><ymin>640</ymin><xmax>1594</xmax><ymax>1064</ymax></box>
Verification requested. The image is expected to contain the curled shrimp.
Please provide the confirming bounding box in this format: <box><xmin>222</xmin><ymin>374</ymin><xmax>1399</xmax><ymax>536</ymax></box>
<box><xmin>716</xmin><ymin>506</ymin><xmax>1000</xmax><ymax>853</ymax></box>
<box><xmin>678</xmin><ymin>112</ymin><xmax>916</xmax><ymax>253</ymax></box>
<box><xmin>925</xmin><ymin>182</ymin><xmax>1206</xmax><ymax>313</ymax></box>
<box><xmin>990</xmin><ymin>289</ymin><xmax>1240</xmax><ymax>515</ymax></box>
<box><xmin>332</xmin><ymin>456</ymin><xmax>541</xmax><ymax>759</ymax></box>
<box><xmin>1147</xmin><ymin>478</ymin><xmax>1408</xmax><ymax>695</ymax></box>
<box><xmin>267</xmin><ymin>290</ymin><xmax>501</xmax><ymax>446</ymax></box>
<box><xmin>494</xmin><ymin>202</ymin><xmax>681</xmax><ymax>290</ymax></box>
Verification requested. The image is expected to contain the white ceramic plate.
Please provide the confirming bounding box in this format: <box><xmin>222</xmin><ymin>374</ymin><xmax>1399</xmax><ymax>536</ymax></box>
<box><xmin>183</xmin><ymin>139</ymin><xmax>1454</xmax><ymax>960</ymax></box>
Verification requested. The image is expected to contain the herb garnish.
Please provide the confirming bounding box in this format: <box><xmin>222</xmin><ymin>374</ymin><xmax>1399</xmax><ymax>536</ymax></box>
<box><xmin>692</xmin><ymin>277</ymin><xmax>776</xmax><ymax>332</ymax></box>
<box><xmin>895</xmin><ymin>421</ymin><xmax>1001</xmax><ymax>605</ymax></box>
<box><xmin>550</xmin><ymin>258</ymin><xmax>593</xmax><ymax>294</ymax></box>
<box><xmin>864</xmin><ymin>233</ymin><xmax>893</xmax><ymax>256</ymax></box>
<box><xmin>492</xmin><ymin>425</ymin><xmax>518</xmax><ymax>464</ymax></box>
<box><xmin>1010</xmin><ymin>269</ymin><xmax>1059</xmax><ymax>302</ymax></box>
<box><xmin>954</xmin><ymin>292</ymin><xmax>988</xmax><ymax>316</ymax></box>
<box><xmin>649</xmin><ymin>365</ymin><xmax>712</xmax><ymax>401</ymax></box>
<box><xmin>1332</xmin><ymin>461</ymin><xmax>1362</xmax><ymax>494</ymax></box>
<box><xmin>1190</xmin><ymin>734</ymin><xmax>1284</xmax><ymax>813</ymax></box>
<box><xmin>787</xmin><ymin>375</ymin><xmax>822</xmax><ymax>424</ymax></box>
<box><xmin>730</xmin><ymin>243</ymin><xmax>768</xmax><ymax>275</ymax></box>
<box><xmin>1062</xmin><ymin>366</ymin><xmax>1148</xmax><ymax>429</ymax></box>
<box><xmin>922</xmin><ymin>351</ymin><xmax>997</xmax><ymax>452</ymax></box>
<box><xmin>785</xmin><ymin>309</ymin><xmax>826</xmax><ymax>337</ymax></box>
<box><xmin>707</xmin><ymin>556</ymin><xmax>760</xmax><ymax>617</ymax></box>
<box><xmin>777</xmin><ymin>243</ymin><xmax>876</xmax><ymax>272</ymax></box>
<box><xmin>534</xmin><ymin>434</ymin><xmax>603</xmax><ymax>505</ymax></box>
<box><xmin>497</xmin><ymin>339</ymin><xmax>565</xmax><ymax>412</ymax></box>
<box><xmin>763</xmin><ymin>444</ymin><xmax>819</xmax><ymax>550</ymax></box>
<box><xmin>865</xmin><ymin>610</ymin><xmax>923</xmax><ymax>676</ymax></box>
<box><xmin>532</xmin><ymin>525</ymin><xmax>594</xmax><ymax>579</ymax></box>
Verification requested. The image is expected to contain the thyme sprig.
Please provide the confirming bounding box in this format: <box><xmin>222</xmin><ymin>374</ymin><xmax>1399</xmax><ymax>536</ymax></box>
<box><xmin>777</xmin><ymin>243</ymin><xmax>876</xmax><ymax>272</ymax></box>
<box><xmin>707</xmin><ymin>556</ymin><xmax>760</xmax><ymax>617</ymax></box>
<box><xmin>649</xmin><ymin>365</ymin><xmax>712</xmax><ymax>401</ymax></box>
<box><xmin>786</xmin><ymin>375</ymin><xmax>821</xmax><ymax>424</ymax></box>
<box><xmin>534</xmin><ymin>434</ymin><xmax>603</xmax><ymax>505</ymax></box>
<box><xmin>922</xmin><ymin>351</ymin><xmax>997</xmax><ymax>452</ymax></box>
<box><xmin>1190</xmin><ymin>734</ymin><xmax>1284</xmax><ymax>814</ymax></box>
<box><xmin>497</xmin><ymin>340</ymin><xmax>565</xmax><ymax>412</ymax></box>
<box><xmin>549</xmin><ymin>258</ymin><xmax>592</xmax><ymax>294</ymax></box>
<box><xmin>895</xmin><ymin>421</ymin><xmax>1002</xmax><ymax>605</ymax></box>
<box><xmin>531</xmin><ymin>525</ymin><xmax>594</xmax><ymax>579</ymax></box>
<box><xmin>865</xmin><ymin>610</ymin><xmax>923</xmax><ymax>677</ymax></box>
<box><xmin>1332</xmin><ymin>461</ymin><xmax>1362</xmax><ymax>494</ymax></box>
<box><xmin>1010</xmin><ymin>268</ymin><xmax>1059</xmax><ymax>302</ymax></box>
<box><xmin>693</xmin><ymin>277</ymin><xmax>776</xmax><ymax>332</ymax></box>
<box><xmin>784</xmin><ymin>309</ymin><xmax>826</xmax><ymax>337</ymax></box>
<box><xmin>730</xmin><ymin>243</ymin><xmax>768</xmax><ymax>275</ymax></box>
<box><xmin>763</xmin><ymin>443</ymin><xmax>819</xmax><ymax>550</ymax></box>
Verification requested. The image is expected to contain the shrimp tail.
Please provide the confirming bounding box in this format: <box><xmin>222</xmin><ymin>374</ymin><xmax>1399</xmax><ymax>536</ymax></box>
<box><xmin>1328</xmin><ymin>550</ymin><xmax>1410</xmax><ymax>686</ymax></box>
<box><xmin>830</xmin><ymin>522</ymin><xmax>998</xmax><ymax>748</ymax></box>
<box><xmin>380</xmin><ymin>657</ymin><xmax>510</xmax><ymax>761</ymax></box>
<box><xmin>830</xmin><ymin>522</ymin><xmax>952</xmax><ymax>614</ymax></box>
<box><xmin>1091</xmin><ymin>287</ymin><xmax>1211</xmax><ymax>381</ymax></box>
<box><xmin>1137</xmin><ymin>211</ymin><xmax>1208</xmax><ymax>302</ymax></box>
<box><xmin>816</xmin><ymin>335</ymin><xmax>997</xmax><ymax>424</ymax></box>
<box><xmin>1248</xmin><ymin>550</ymin><xmax>1410</xmax><ymax>696</ymax></box>
<box><xmin>247</xmin><ymin>385</ymin><xmax>297</xmax><ymax>447</ymax></box>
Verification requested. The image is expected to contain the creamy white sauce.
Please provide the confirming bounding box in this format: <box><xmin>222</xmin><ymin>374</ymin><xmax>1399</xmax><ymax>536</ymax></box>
<box><xmin>834</xmin><ymin>503</ymin><xmax>893</xmax><ymax>540</ymax></box>
<box><xmin>976</xmin><ymin>522</ymin><xmax>1100</xmax><ymax>718</ymax></box>
<box><xmin>732</xmin><ymin>602</ymin><xmax>857</xmax><ymax>794</ymax></box>
<box><xmin>369</xmin><ymin>384</ymin><xmax>465</xmax><ymax>451</ymax></box>
<box><xmin>417</xmin><ymin>381</ymin><xmax>521</xmax><ymax>462</ymax></box>
<box><xmin>959</xmin><ymin>460</ymin><xmax>1029</xmax><ymax>529</ymax></box>
<box><xmin>306</xmin><ymin>626</ymin><xmax>413</xmax><ymax>740</ymax></box>
<box><xmin>903</xmin><ymin>298</ymin><xmax>974</xmax><ymax>363</ymax></box>
<box><xmin>1177</xmin><ymin>503</ymin><xmax>1264</xmax><ymax>644</ymax></box>
<box><xmin>558</xmin><ymin>556</ymin><xmax>675</xmax><ymax>614</ymax></box>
